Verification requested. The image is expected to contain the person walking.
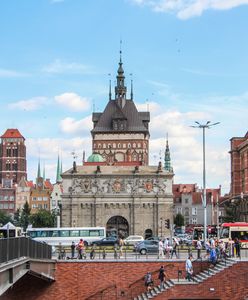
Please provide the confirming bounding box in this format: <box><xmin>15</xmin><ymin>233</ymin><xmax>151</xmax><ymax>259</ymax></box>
<box><xmin>159</xmin><ymin>239</ymin><xmax>164</xmax><ymax>259</ymax></box>
<box><xmin>234</xmin><ymin>237</ymin><xmax>240</xmax><ymax>258</ymax></box>
<box><xmin>196</xmin><ymin>238</ymin><xmax>202</xmax><ymax>259</ymax></box>
<box><xmin>77</xmin><ymin>238</ymin><xmax>85</xmax><ymax>259</ymax></box>
<box><xmin>119</xmin><ymin>237</ymin><xmax>124</xmax><ymax>257</ymax></box>
<box><xmin>71</xmin><ymin>241</ymin><xmax>75</xmax><ymax>259</ymax></box>
<box><xmin>158</xmin><ymin>265</ymin><xmax>167</xmax><ymax>290</ymax></box>
<box><xmin>144</xmin><ymin>272</ymin><xmax>153</xmax><ymax>293</ymax></box>
<box><xmin>170</xmin><ymin>238</ymin><xmax>178</xmax><ymax>259</ymax></box>
<box><xmin>185</xmin><ymin>254</ymin><xmax>193</xmax><ymax>282</ymax></box>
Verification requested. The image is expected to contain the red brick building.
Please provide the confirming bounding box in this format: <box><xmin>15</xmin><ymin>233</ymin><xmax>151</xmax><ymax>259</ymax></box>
<box><xmin>229</xmin><ymin>131</ymin><xmax>248</xmax><ymax>221</ymax></box>
<box><xmin>0</xmin><ymin>129</ymin><xmax>27</xmax><ymax>213</ymax></box>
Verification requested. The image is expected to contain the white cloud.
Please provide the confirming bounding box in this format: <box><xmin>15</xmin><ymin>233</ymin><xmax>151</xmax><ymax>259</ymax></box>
<box><xmin>55</xmin><ymin>93</ymin><xmax>91</xmax><ymax>112</ymax></box>
<box><xmin>42</xmin><ymin>59</ymin><xmax>94</xmax><ymax>74</ymax></box>
<box><xmin>59</xmin><ymin>115</ymin><xmax>92</xmax><ymax>135</ymax></box>
<box><xmin>130</xmin><ymin>0</ymin><xmax>248</xmax><ymax>19</ymax></box>
<box><xmin>8</xmin><ymin>97</ymin><xmax>48</xmax><ymax>111</ymax></box>
<box><xmin>0</xmin><ymin>68</ymin><xmax>29</xmax><ymax>78</ymax></box>
<box><xmin>26</xmin><ymin>137</ymin><xmax>91</xmax><ymax>182</ymax></box>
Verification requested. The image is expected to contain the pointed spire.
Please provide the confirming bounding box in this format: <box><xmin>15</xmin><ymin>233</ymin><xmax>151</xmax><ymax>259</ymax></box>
<box><xmin>109</xmin><ymin>77</ymin><xmax>112</xmax><ymax>101</ymax></box>
<box><xmin>164</xmin><ymin>133</ymin><xmax>173</xmax><ymax>172</ymax></box>
<box><xmin>43</xmin><ymin>163</ymin><xmax>46</xmax><ymax>180</ymax></box>
<box><xmin>37</xmin><ymin>159</ymin><xmax>41</xmax><ymax>179</ymax></box>
<box><xmin>115</xmin><ymin>41</ymin><xmax>127</xmax><ymax>102</ymax></box>
<box><xmin>56</xmin><ymin>155</ymin><xmax>62</xmax><ymax>183</ymax></box>
<box><xmin>130</xmin><ymin>73</ymin><xmax>133</xmax><ymax>100</ymax></box>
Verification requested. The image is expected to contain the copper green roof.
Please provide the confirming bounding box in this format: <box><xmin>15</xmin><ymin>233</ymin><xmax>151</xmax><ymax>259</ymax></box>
<box><xmin>87</xmin><ymin>153</ymin><xmax>105</xmax><ymax>163</ymax></box>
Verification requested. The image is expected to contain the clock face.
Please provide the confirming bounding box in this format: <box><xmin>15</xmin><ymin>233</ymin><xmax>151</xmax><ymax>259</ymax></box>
<box><xmin>37</xmin><ymin>180</ymin><xmax>43</xmax><ymax>188</ymax></box>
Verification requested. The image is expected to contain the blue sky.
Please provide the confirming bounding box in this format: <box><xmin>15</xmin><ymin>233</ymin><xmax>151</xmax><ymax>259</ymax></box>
<box><xmin>0</xmin><ymin>0</ymin><xmax>248</xmax><ymax>194</ymax></box>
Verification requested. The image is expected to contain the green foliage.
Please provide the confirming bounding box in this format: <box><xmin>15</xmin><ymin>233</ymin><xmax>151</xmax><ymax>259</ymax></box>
<box><xmin>13</xmin><ymin>208</ymin><xmax>21</xmax><ymax>226</ymax></box>
<box><xmin>0</xmin><ymin>210</ymin><xmax>13</xmax><ymax>226</ymax></box>
<box><xmin>20</xmin><ymin>201</ymin><xmax>31</xmax><ymax>231</ymax></box>
<box><xmin>30</xmin><ymin>209</ymin><xmax>56</xmax><ymax>228</ymax></box>
<box><xmin>174</xmin><ymin>213</ymin><xmax>185</xmax><ymax>227</ymax></box>
<box><xmin>222</xmin><ymin>202</ymin><xmax>238</xmax><ymax>222</ymax></box>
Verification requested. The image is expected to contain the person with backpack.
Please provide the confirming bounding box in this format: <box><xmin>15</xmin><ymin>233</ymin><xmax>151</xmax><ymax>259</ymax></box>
<box><xmin>210</xmin><ymin>247</ymin><xmax>217</xmax><ymax>266</ymax></box>
<box><xmin>144</xmin><ymin>272</ymin><xmax>153</xmax><ymax>293</ymax></box>
<box><xmin>158</xmin><ymin>265</ymin><xmax>167</xmax><ymax>290</ymax></box>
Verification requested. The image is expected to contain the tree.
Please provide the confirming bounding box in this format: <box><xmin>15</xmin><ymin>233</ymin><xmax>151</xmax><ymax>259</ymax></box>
<box><xmin>0</xmin><ymin>210</ymin><xmax>12</xmax><ymax>226</ymax></box>
<box><xmin>30</xmin><ymin>209</ymin><xmax>56</xmax><ymax>228</ymax></box>
<box><xmin>20</xmin><ymin>201</ymin><xmax>31</xmax><ymax>231</ymax></box>
<box><xmin>174</xmin><ymin>213</ymin><xmax>184</xmax><ymax>227</ymax></box>
<box><xmin>13</xmin><ymin>208</ymin><xmax>21</xmax><ymax>226</ymax></box>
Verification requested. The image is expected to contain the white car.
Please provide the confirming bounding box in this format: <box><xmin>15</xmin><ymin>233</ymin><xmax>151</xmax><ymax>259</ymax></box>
<box><xmin>123</xmin><ymin>235</ymin><xmax>144</xmax><ymax>246</ymax></box>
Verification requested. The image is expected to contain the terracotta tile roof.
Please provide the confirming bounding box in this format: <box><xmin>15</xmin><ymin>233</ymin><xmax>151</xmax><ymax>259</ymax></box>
<box><xmin>1</xmin><ymin>129</ymin><xmax>24</xmax><ymax>139</ymax></box>
<box><xmin>26</xmin><ymin>181</ymin><xmax>34</xmax><ymax>188</ymax></box>
<box><xmin>44</xmin><ymin>180</ymin><xmax>53</xmax><ymax>191</ymax></box>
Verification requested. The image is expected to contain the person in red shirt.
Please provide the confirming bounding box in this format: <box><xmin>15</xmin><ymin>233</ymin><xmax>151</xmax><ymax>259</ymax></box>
<box><xmin>77</xmin><ymin>239</ymin><xmax>85</xmax><ymax>259</ymax></box>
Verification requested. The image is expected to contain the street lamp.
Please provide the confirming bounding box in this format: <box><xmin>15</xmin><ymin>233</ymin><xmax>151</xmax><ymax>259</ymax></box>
<box><xmin>191</xmin><ymin>121</ymin><xmax>220</xmax><ymax>245</ymax></box>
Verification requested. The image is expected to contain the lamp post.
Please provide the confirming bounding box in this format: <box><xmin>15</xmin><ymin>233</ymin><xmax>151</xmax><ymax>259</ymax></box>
<box><xmin>191</xmin><ymin>121</ymin><xmax>220</xmax><ymax>245</ymax></box>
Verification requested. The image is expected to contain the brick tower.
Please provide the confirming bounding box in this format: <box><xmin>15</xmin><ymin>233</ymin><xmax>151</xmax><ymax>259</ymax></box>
<box><xmin>0</xmin><ymin>129</ymin><xmax>27</xmax><ymax>186</ymax></box>
<box><xmin>91</xmin><ymin>51</ymin><xmax>150</xmax><ymax>165</ymax></box>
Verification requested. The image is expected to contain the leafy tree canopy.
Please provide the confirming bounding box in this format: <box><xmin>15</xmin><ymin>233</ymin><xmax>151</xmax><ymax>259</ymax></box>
<box><xmin>174</xmin><ymin>213</ymin><xmax>185</xmax><ymax>227</ymax></box>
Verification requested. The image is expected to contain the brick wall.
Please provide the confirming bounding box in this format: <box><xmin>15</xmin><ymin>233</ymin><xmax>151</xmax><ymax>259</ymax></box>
<box><xmin>1</xmin><ymin>261</ymin><xmax>247</xmax><ymax>300</ymax></box>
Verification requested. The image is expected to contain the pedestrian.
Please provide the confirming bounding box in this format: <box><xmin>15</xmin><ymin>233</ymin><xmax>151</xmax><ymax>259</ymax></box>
<box><xmin>158</xmin><ymin>265</ymin><xmax>167</xmax><ymax>290</ymax></box>
<box><xmin>209</xmin><ymin>247</ymin><xmax>217</xmax><ymax>266</ymax></box>
<box><xmin>185</xmin><ymin>254</ymin><xmax>193</xmax><ymax>282</ymax></box>
<box><xmin>234</xmin><ymin>237</ymin><xmax>240</xmax><ymax>258</ymax></box>
<box><xmin>228</xmin><ymin>238</ymin><xmax>234</xmax><ymax>257</ymax></box>
<box><xmin>196</xmin><ymin>237</ymin><xmax>202</xmax><ymax>259</ymax></box>
<box><xmin>77</xmin><ymin>238</ymin><xmax>85</xmax><ymax>259</ymax></box>
<box><xmin>71</xmin><ymin>241</ymin><xmax>75</xmax><ymax>259</ymax></box>
<box><xmin>90</xmin><ymin>244</ymin><xmax>96</xmax><ymax>259</ymax></box>
<box><xmin>119</xmin><ymin>237</ymin><xmax>124</xmax><ymax>257</ymax></box>
<box><xmin>159</xmin><ymin>239</ymin><xmax>164</xmax><ymax>258</ymax></box>
<box><xmin>58</xmin><ymin>242</ymin><xmax>63</xmax><ymax>259</ymax></box>
<box><xmin>170</xmin><ymin>238</ymin><xmax>178</xmax><ymax>259</ymax></box>
<box><xmin>144</xmin><ymin>272</ymin><xmax>153</xmax><ymax>293</ymax></box>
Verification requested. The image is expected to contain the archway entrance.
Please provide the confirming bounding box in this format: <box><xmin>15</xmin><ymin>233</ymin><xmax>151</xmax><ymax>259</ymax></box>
<box><xmin>145</xmin><ymin>229</ymin><xmax>153</xmax><ymax>239</ymax></box>
<box><xmin>106</xmin><ymin>216</ymin><xmax>129</xmax><ymax>238</ymax></box>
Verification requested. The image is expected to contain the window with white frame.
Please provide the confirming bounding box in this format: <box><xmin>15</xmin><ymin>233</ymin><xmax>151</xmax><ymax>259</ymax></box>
<box><xmin>192</xmin><ymin>217</ymin><xmax>197</xmax><ymax>224</ymax></box>
<box><xmin>192</xmin><ymin>207</ymin><xmax>197</xmax><ymax>215</ymax></box>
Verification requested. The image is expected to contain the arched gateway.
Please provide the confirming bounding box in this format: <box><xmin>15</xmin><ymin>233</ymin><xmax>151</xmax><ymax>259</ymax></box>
<box><xmin>106</xmin><ymin>216</ymin><xmax>129</xmax><ymax>238</ymax></box>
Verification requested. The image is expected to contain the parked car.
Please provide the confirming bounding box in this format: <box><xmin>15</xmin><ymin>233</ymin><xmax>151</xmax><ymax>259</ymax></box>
<box><xmin>91</xmin><ymin>236</ymin><xmax>118</xmax><ymax>246</ymax></box>
<box><xmin>123</xmin><ymin>235</ymin><xmax>144</xmax><ymax>246</ymax></box>
<box><xmin>146</xmin><ymin>236</ymin><xmax>160</xmax><ymax>241</ymax></box>
<box><xmin>134</xmin><ymin>240</ymin><xmax>159</xmax><ymax>255</ymax></box>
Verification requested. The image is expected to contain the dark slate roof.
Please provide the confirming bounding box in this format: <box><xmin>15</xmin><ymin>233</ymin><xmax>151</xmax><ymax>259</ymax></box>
<box><xmin>91</xmin><ymin>99</ymin><xmax>150</xmax><ymax>133</ymax></box>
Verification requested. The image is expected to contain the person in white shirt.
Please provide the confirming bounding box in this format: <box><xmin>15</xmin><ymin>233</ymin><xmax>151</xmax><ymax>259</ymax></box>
<box><xmin>196</xmin><ymin>238</ymin><xmax>202</xmax><ymax>259</ymax></box>
<box><xmin>185</xmin><ymin>254</ymin><xmax>193</xmax><ymax>281</ymax></box>
<box><xmin>159</xmin><ymin>239</ymin><xmax>164</xmax><ymax>258</ymax></box>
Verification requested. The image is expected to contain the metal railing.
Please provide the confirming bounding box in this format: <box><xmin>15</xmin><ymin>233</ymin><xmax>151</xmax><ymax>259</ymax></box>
<box><xmin>0</xmin><ymin>237</ymin><xmax>52</xmax><ymax>264</ymax></box>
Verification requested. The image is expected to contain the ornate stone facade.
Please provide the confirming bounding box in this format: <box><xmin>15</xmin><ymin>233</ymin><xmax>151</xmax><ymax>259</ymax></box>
<box><xmin>61</xmin><ymin>165</ymin><xmax>173</xmax><ymax>237</ymax></box>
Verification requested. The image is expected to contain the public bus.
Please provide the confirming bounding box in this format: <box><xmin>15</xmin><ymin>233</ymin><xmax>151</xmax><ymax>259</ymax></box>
<box><xmin>219</xmin><ymin>222</ymin><xmax>248</xmax><ymax>248</ymax></box>
<box><xmin>26</xmin><ymin>227</ymin><xmax>106</xmax><ymax>246</ymax></box>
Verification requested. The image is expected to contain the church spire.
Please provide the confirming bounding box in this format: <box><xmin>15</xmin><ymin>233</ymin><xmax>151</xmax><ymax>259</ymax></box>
<box><xmin>56</xmin><ymin>155</ymin><xmax>62</xmax><ymax>183</ymax></box>
<box><xmin>130</xmin><ymin>74</ymin><xmax>133</xmax><ymax>101</ymax></box>
<box><xmin>164</xmin><ymin>134</ymin><xmax>173</xmax><ymax>172</ymax></box>
<box><xmin>37</xmin><ymin>159</ymin><xmax>41</xmax><ymax>179</ymax></box>
<box><xmin>43</xmin><ymin>163</ymin><xmax>46</xmax><ymax>180</ymax></box>
<box><xmin>115</xmin><ymin>42</ymin><xmax>127</xmax><ymax>105</ymax></box>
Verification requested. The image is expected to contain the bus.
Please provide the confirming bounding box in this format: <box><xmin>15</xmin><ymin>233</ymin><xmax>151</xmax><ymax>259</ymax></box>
<box><xmin>219</xmin><ymin>222</ymin><xmax>248</xmax><ymax>248</ymax></box>
<box><xmin>26</xmin><ymin>227</ymin><xmax>106</xmax><ymax>246</ymax></box>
